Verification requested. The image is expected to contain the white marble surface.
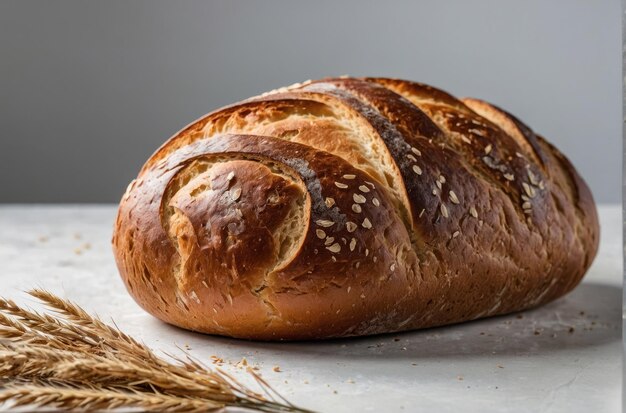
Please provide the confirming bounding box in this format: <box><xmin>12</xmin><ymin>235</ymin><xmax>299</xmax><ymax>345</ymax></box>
<box><xmin>0</xmin><ymin>205</ymin><xmax>621</xmax><ymax>413</ymax></box>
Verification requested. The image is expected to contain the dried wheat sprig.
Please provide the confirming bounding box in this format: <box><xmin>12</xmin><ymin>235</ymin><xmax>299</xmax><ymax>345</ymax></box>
<box><xmin>0</xmin><ymin>311</ymin><xmax>86</xmax><ymax>355</ymax></box>
<box><xmin>24</xmin><ymin>290</ymin><xmax>264</xmax><ymax>399</ymax></box>
<box><xmin>1</xmin><ymin>343</ymin><xmax>282</xmax><ymax>406</ymax></box>
<box><xmin>0</xmin><ymin>385</ymin><xmax>225</xmax><ymax>413</ymax></box>
<box><xmin>5</xmin><ymin>292</ymin><xmax>229</xmax><ymax>390</ymax></box>
<box><xmin>0</xmin><ymin>290</ymin><xmax>314</xmax><ymax>413</ymax></box>
<box><xmin>27</xmin><ymin>289</ymin><xmax>161</xmax><ymax>362</ymax></box>
<box><xmin>0</xmin><ymin>339</ymin><xmax>249</xmax><ymax>403</ymax></box>
<box><xmin>28</xmin><ymin>289</ymin><xmax>141</xmax><ymax>347</ymax></box>
<box><xmin>2</xmin><ymin>344</ymin><xmax>229</xmax><ymax>397</ymax></box>
<box><xmin>0</xmin><ymin>297</ymin><xmax>102</xmax><ymax>346</ymax></box>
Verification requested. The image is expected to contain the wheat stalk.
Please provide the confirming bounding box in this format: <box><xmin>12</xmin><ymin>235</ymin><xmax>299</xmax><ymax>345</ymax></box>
<box><xmin>0</xmin><ymin>290</ymin><xmax>313</xmax><ymax>413</ymax></box>
<box><xmin>0</xmin><ymin>385</ymin><xmax>224</xmax><ymax>412</ymax></box>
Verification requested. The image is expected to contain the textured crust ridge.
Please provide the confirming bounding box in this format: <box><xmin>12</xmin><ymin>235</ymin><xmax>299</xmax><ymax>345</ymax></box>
<box><xmin>113</xmin><ymin>77</ymin><xmax>599</xmax><ymax>340</ymax></box>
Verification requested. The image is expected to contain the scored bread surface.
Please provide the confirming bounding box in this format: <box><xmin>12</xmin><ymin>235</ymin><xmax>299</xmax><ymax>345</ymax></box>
<box><xmin>113</xmin><ymin>77</ymin><xmax>599</xmax><ymax>340</ymax></box>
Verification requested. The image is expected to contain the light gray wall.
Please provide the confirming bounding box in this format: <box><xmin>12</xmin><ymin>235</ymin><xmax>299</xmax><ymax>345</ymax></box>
<box><xmin>0</xmin><ymin>0</ymin><xmax>620</xmax><ymax>203</ymax></box>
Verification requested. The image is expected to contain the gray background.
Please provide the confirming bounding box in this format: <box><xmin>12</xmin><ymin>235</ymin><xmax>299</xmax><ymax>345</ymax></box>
<box><xmin>0</xmin><ymin>0</ymin><xmax>620</xmax><ymax>203</ymax></box>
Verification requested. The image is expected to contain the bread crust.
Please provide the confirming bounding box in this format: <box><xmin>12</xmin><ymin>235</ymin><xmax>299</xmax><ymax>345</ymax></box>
<box><xmin>112</xmin><ymin>77</ymin><xmax>599</xmax><ymax>340</ymax></box>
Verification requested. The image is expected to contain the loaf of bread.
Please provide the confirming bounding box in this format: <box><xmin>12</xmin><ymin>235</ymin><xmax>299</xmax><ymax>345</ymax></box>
<box><xmin>112</xmin><ymin>77</ymin><xmax>599</xmax><ymax>340</ymax></box>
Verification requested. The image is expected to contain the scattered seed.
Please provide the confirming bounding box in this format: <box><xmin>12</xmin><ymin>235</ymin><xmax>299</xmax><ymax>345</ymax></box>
<box><xmin>353</xmin><ymin>194</ymin><xmax>366</xmax><ymax>204</ymax></box>
<box><xmin>230</xmin><ymin>187</ymin><xmax>242</xmax><ymax>201</ymax></box>
<box><xmin>484</xmin><ymin>144</ymin><xmax>492</xmax><ymax>154</ymax></box>
<box><xmin>335</xmin><ymin>182</ymin><xmax>348</xmax><ymax>189</ymax></box>
<box><xmin>407</xmin><ymin>154</ymin><xmax>417</xmax><ymax>162</ymax></box>
<box><xmin>343</xmin><ymin>174</ymin><xmax>356</xmax><ymax>180</ymax></box>
<box><xmin>316</xmin><ymin>219</ymin><xmax>335</xmax><ymax>228</ymax></box>
<box><xmin>372</xmin><ymin>197</ymin><xmax>380</xmax><ymax>207</ymax></box>
<box><xmin>326</xmin><ymin>243</ymin><xmax>341</xmax><ymax>253</ymax></box>
<box><xmin>522</xmin><ymin>201</ymin><xmax>531</xmax><ymax>210</ymax></box>
<box><xmin>449</xmin><ymin>191</ymin><xmax>460</xmax><ymax>204</ymax></box>
<box><xmin>365</xmin><ymin>181</ymin><xmax>376</xmax><ymax>188</ymax></box>
<box><xmin>349</xmin><ymin>238</ymin><xmax>356</xmax><ymax>251</ymax></box>
<box><xmin>325</xmin><ymin>197</ymin><xmax>335</xmax><ymax>208</ymax></box>
<box><xmin>503</xmin><ymin>173</ymin><xmax>515</xmax><ymax>181</ymax></box>
<box><xmin>482</xmin><ymin>156</ymin><xmax>504</xmax><ymax>170</ymax></box>
<box><xmin>469</xmin><ymin>128</ymin><xmax>485</xmax><ymax>137</ymax></box>
<box><xmin>419</xmin><ymin>208</ymin><xmax>425</xmax><ymax>217</ymax></box>
<box><xmin>440</xmin><ymin>204</ymin><xmax>449</xmax><ymax>218</ymax></box>
<box><xmin>316</xmin><ymin>229</ymin><xmax>326</xmax><ymax>239</ymax></box>
<box><xmin>346</xmin><ymin>221</ymin><xmax>357</xmax><ymax>232</ymax></box>
<box><xmin>412</xmin><ymin>165</ymin><xmax>423</xmax><ymax>175</ymax></box>
<box><xmin>324</xmin><ymin>237</ymin><xmax>335</xmax><ymax>246</ymax></box>
<box><xmin>390</xmin><ymin>263</ymin><xmax>396</xmax><ymax>272</ymax></box>
<box><xmin>411</xmin><ymin>147</ymin><xmax>422</xmax><ymax>156</ymax></box>
<box><xmin>352</xmin><ymin>204</ymin><xmax>362</xmax><ymax>213</ymax></box>
<box><xmin>362</xmin><ymin>218</ymin><xmax>372</xmax><ymax>229</ymax></box>
<box><xmin>522</xmin><ymin>182</ymin><xmax>536</xmax><ymax>198</ymax></box>
<box><xmin>359</xmin><ymin>185</ymin><xmax>370</xmax><ymax>193</ymax></box>
<box><xmin>469</xmin><ymin>206</ymin><xmax>478</xmax><ymax>218</ymax></box>
<box><xmin>452</xmin><ymin>231</ymin><xmax>460</xmax><ymax>238</ymax></box>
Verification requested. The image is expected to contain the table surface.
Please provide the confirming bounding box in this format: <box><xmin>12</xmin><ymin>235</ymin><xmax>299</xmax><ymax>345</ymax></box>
<box><xmin>0</xmin><ymin>204</ymin><xmax>621</xmax><ymax>413</ymax></box>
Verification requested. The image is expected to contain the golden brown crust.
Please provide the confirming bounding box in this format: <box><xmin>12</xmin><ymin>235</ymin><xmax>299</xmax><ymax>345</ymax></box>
<box><xmin>112</xmin><ymin>77</ymin><xmax>599</xmax><ymax>340</ymax></box>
